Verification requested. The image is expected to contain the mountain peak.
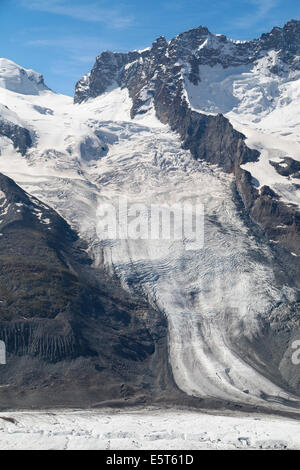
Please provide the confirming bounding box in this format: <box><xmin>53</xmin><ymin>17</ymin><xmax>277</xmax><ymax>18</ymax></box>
<box><xmin>152</xmin><ymin>35</ymin><xmax>168</xmax><ymax>45</ymax></box>
<box><xmin>0</xmin><ymin>58</ymin><xmax>49</xmax><ymax>95</ymax></box>
<box><xmin>74</xmin><ymin>18</ymin><xmax>300</xmax><ymax>105</ymax></box>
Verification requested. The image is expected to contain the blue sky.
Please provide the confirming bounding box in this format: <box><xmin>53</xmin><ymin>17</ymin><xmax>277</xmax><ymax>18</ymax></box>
<box><xmin>0</xmin><ymin>0</ymin><xmax>299</xmax><ymax>95</ymax></box>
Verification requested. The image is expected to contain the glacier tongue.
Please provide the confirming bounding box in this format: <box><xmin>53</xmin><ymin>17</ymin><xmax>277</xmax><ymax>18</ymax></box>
<box><xmin>0</xmin><ymin>80</ymin><xmax>298</xmax><ymax>409</ymax></box>
<box><xmin>87</xmin><ymin>121</ymin><xmax>295</xmax><ymax>406</ymax></box>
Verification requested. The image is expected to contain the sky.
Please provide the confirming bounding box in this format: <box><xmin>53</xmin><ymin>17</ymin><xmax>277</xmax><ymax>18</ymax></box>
<box><xmin>0</xmin><ymin>0</ymin><xmax>299</xmax><ymax>96</ymax></box>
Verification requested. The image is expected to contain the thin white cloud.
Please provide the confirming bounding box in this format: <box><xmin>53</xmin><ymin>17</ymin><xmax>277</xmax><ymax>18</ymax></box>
<box><xmin>19</xmin><ymin>0</ymin><xmax>134</xmax><ymax>29</ymax></box>
<box><xmin>233</xmin><ymin>0</ymin><xmax>278</xmax><ymax>29</ymax></box>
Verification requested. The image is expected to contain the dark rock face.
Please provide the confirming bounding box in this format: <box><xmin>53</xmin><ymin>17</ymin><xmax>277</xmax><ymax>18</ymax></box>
<box><xmin>0</xmin><ymin>120</ymin><xmax>32</xmax><ymax>155</ymax></box>
<box><xmin>270</xmin><ymin>157</ymin><xmax>300</xmax><ymax>179</ymax></box>
<box><xmin>234</xmin><ymin>161</ymin><xmax>300</xmax><ymax>260</ymax></box>
<box><xmin>153</xmin><ymin>94</ymin><xmax>259</xmax><ymax>172</ymax></box>
<box><xmin>0</xmin><ymin>173</ymin><xmax>179</xmax><ymax>408</ymax></box>
<box><xmin>0</xmin><ymin>173</ymin><xmax>88</xmax><ymax>322</ymax></box>
<box><xmin>245</xmin><ymin>184</ymin><xmax>300</xmax><ymax>260</ymax></box>
<box><xmin>74</xmin><ymin>51</ymin><xmax>141</xmax><ymax>104</ymax></box>
<box><xmin>0</xmin><ymin>319</ymin><xmax>89</xmax><ymax>363</ymax></box>
<box><xmin>258</xmin><ymin>20</ymin><xmax>300</xmax><ymax>71</ymax></box>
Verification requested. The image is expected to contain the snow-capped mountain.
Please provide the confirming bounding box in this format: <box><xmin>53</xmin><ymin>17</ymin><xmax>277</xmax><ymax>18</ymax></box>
<box><xmin>0</xmin><ymin>58</ymin><xmax>48</xmax><ymax>95</ymax></box>
<box><xmin>0</xmin><ymin>21</ymin><xmax>300</xmax><ymax>412</ymax></box>
<box><xmin>75</xmin><ymin>19</ymin><xmax>300</xmax><ymax>256</ymax></box>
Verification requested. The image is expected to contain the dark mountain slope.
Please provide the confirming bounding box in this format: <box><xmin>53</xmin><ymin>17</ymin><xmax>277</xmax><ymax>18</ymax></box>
<box><xmin>0</xmin><ymin>173</ymin><xmax>176</xmax><ymax>409</ymax></box>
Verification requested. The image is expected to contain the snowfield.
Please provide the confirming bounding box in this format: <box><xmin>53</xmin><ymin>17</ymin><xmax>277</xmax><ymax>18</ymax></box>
<box><xmin>0</xmin><ymin>59</ymin><xmax>299</xmax><ymax>411</ymax></box>
<box><xmin>0</xmin><ymin>408</ymin><xmax>299</xmax><ymax>450</ymax></box>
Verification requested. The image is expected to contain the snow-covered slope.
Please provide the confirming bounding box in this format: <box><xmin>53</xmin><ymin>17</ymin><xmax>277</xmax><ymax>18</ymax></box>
<box><xmin>183</xmin><ymin>54</ymin><xmax>300</xmax><ymax>206</ymax></box>
<box><xmin>0</xmin><ymin>58</ymin><xmax>48</xmax><ymax>95</ymax></box>
<box><xmin>0</xmin><ymin>57</ymin><xmax>299</xmax><ymax>412</ymax></box>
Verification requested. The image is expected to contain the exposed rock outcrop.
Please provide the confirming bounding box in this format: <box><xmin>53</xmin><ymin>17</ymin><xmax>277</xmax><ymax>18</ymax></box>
<box><xmin>270</xmin><ymin>157</ymin><xmax>300</xmax><ymax>179</ymax></box>
<box><xmin>0</xmin><ymin>120</ymin><xmax>32</xmax><ymax>155</ymax></box>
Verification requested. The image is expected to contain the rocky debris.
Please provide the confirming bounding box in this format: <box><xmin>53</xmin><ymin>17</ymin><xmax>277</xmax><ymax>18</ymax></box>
<box><xmin>0</xmin><ymin>319</ymin><xmax>90</xmax><ymax>363</ymax></box>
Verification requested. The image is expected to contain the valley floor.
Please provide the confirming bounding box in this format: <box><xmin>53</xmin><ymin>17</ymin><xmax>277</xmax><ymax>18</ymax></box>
<box><xmin>0</xmin><ymin>408</ymin><xmax>299</xmax><ymax>450</ymax></box>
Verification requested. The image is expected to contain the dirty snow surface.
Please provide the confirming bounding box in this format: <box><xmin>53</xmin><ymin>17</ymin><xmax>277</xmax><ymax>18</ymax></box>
<box><xmin>0</xmin><ymin>408</ymin><xmax>299</xmax><ymax>450</ymax></box>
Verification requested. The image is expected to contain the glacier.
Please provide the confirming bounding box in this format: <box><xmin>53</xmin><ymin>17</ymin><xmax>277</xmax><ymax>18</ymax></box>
<box><xmin>0</xmin><ymin>59</ymin><xmax>299</xmax><ymax>412</ymax></box>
